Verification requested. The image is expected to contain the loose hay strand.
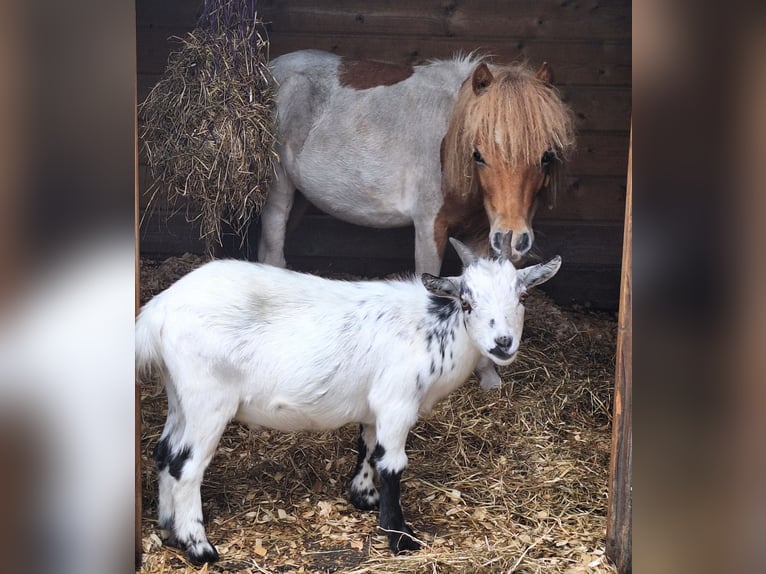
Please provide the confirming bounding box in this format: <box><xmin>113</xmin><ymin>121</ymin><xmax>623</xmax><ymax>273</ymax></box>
<box><xmin>139</xmin><ymin>0</ymin><xmax>278</xmax><ymax>256</ymax></box>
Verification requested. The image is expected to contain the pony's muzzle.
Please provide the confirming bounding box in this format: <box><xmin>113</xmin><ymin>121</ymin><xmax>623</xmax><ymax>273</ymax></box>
<box><xmin>491</xmin><ymin>230</ymin><xmax>533</xmax><ymax>260</ymax></box>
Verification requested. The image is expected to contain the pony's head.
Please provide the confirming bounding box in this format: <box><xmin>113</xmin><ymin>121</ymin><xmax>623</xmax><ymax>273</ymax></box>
<box><xmin>442</xmin><ymin>60</ymin><xmax>576</xmax><ymax>261</ymax></box>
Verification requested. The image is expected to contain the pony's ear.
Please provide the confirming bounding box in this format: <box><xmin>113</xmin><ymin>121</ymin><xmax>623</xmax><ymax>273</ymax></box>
<box><xmin>449</xmin><ymin>237</ymin><xmax>478</xmax><ymax>267</ymax></box>
<box><xmin>535</xmin><ymin>61</ymin><xmax>553</xmax><ymax>84</ymax></box>
<box><xmin>471</xmin><ymin>63</ymin><xmax>494</xmax><ymax>94</ymax></box>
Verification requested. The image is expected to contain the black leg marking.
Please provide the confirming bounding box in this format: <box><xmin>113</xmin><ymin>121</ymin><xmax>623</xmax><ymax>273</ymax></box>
<box><xmin>348</xmin><ymin>425</ymin><xmax>379</xmax><ymax>510</ymax></box>
<box><xmin>153</xmin><ymin>436</ymin><xmax>171</xmax><ymax>469</ymax></box>
<box><xmin>377</xmin><ymin>466</ymin><xmax>421</xmax><ymax>554</ymax></box>
<box><xmin>154</xmin><ymin>437</ymin><xmax>193</xmax><ymax>480</ymax></box>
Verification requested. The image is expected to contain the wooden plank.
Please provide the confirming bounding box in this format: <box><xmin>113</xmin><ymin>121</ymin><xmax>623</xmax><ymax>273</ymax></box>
<box><xmin>282</xmin><ymin>214</ymin><xmax>622</xmax><ymax>266</ymax></box>
<box><xmin>606</xmin><ymin>127</ymin><xmax>632</xmax><ymax>573</ymax></box>
<box><xmin>139</xmin><ymin>164</ymin><xmax>627</xmax><ymax>222</ymax></box>
<box><xmin>257</xmin><ymin>0</ymin><xmax>630</xmax><ymax>40</ymax></box>
<box><xmin>138</xmin><ymin>208</ymin><xmax>207</xmax><ymax>257</ymax></box>
<box><xmin>568</xmin><ymin>132</ymin><xmax>631</xmax><ymax>178</ymax></box>
<box><xmin>137</xmin><ymin>0</ymin><xmax>630</xmax><ymax>41</ymax></box>
<box><xmin>133</xmin><ymin>1</ymin><xmax>142</xmax><ymax>567</ymax></box>
<box><xmin>137</xmin><ymin>27</ymin><xmax>631</xmax><ymax>86</ymax></box>
<box><xmin>560</xmin><ymin>86</ymin><xmax>632</xmax><ymax>132</ymax></box>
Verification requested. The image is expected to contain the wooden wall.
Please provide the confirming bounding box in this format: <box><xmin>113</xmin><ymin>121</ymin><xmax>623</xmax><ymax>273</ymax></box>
<box><xmin>137</xmin><ymin>0</ymin><xmax>631</xmax><ymax>309</ymax></box>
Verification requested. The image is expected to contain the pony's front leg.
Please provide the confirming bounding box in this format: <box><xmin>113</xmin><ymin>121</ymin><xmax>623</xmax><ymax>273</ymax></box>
<box><xmin>258</xmin><ymin>166</ymin><xmax>296</xmax><ymax>268</ymax></box>
<box><xmin>414</xmin><ymin>219</ymin><xmax>445</xmax><ymax>275</ymax></box>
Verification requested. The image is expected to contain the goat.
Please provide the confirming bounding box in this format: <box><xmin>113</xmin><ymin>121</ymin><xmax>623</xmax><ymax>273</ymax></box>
<box><xmin>135</xmin><ymin>238</ymin><xmax>561</xmax><ymax>564</ymax></box>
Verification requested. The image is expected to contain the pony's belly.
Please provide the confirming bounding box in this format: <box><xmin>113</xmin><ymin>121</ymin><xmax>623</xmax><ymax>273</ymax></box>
<box><xmin>286</xmin><ymin>143</ymin><xmax>434</xmax><ymax>228</ymax></box>
<box><xmin>305</xmin><ymin>191</ymin><xmax>413</xmax><ymax>228</ymax></box>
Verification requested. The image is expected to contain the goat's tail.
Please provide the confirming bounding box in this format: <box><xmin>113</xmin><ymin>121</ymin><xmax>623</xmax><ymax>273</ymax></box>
<box><xmin>135</xmin><ymin>301</ymin><xmax>165</xmax><ymax>384</ymax></box>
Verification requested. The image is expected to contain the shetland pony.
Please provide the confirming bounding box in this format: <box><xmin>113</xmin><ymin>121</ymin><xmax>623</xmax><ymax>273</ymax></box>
<box><xmin>258</xmin><ymin>49</ymin><xmax>575</xmax><ymax>273</ymax></box>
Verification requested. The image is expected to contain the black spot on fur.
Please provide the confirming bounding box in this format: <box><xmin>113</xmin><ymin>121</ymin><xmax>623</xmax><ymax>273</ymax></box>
<box><xmin>154</xmin><ymin>438</ymin><xmax>192</xmax><ymax>480</ymax></box>
<box><xmin>489</xmin><ymin>318</ymin><xmax>495</xmax><ymax>328</ymax></box>
<box><xmin>371</xmin><ymin>443</ymin><xmax>386</xmax><ymax>465</ymax></box>
<box><xmin>429</xmin><ymin>360</ymin><xmax>436</xmax><ymax>375</ymax></box>
<box><xmin>428</xmin><ymin>295</ymin><xmax>459</xmax><ymax>322</ymax></box>
<box><xmin>168</xmin><ymin>446</ymin><xmax>192</xmax><ymax>480</ymax></box>
<box><xmin>154</xmin><ymin>437</ymin><xmax>171</xmax><ymax>470</ymax></box>
<box><xmin>377</xmin><ymin>311</ymin><xmax>386</xmax><ymax>321</ymax></box>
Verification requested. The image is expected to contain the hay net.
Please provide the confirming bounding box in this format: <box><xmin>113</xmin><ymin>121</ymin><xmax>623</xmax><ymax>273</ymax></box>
<box><xmin>139</xmin><ymin>0</ymin><xmax>278</xmax><ymax>255</ymax></box>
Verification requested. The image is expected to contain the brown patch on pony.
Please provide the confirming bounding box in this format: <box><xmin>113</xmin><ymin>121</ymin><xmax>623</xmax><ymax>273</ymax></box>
<box><xmin>338</xmin><ymin>58</ymin><xmax>414</xmax><ymax>90</ymax></box>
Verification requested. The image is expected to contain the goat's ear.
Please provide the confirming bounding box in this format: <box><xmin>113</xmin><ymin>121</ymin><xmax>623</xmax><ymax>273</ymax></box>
<box><xmin>449</xmin><ymin>237</ymin><xmax>478</xmax><ymax>267</ymax></box>
<box><xmin>422</xmin><ymin>273</ymin><xmax>460</xmax><ymax>299</ymax></box>
<box><xmin>518</xmin><ymin>256</ymin><xmax>562</xmax><ymax>288</ymax></box>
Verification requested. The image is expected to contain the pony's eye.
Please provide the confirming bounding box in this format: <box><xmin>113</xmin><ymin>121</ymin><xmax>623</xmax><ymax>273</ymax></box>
<box><xmin>473</xmin><ymin>149</ymin><xmax>485</xmax><ymax>165</ymax></box>
<box><xmin>519</xmin><ymin>292</ymin><xmax>528</xmax><ymax>305</ymax></box>
<box><xmin>461</xmin><ymin>299</ymin><xmax>472</xmax><ymax>312</ymax></box>
<box><xmin>540</xmin><ymin>150</ymin><xmax>555</xmax><ymax>168</ymax></box>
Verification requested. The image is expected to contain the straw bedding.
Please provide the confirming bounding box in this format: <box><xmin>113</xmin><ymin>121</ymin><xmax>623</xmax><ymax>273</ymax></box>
<box><xmin>137</xmin><ymin>255</ymin><xmax>618</xmax><ymax>573</ymax></box>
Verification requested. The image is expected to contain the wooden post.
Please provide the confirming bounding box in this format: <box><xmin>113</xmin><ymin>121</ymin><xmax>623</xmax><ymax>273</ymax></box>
<box><xmin>606</xmin><ymin>127</ymin><xmax>632</xmax><ymax>573</ymax></box>
<box><xmin>134</xmin><ymin>0</ymin><xmax>142</xmax><ymax>564</ymax></box>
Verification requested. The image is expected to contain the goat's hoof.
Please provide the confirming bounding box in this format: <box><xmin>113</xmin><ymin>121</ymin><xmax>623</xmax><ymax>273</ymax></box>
<box><xmin>185</xmin><ymin>540</ymin><xmax>219</xmax><ymax>566</ymax></box>
<box><xmin>388</xmin><ymin>528</ymin><xmax>422</xmax><ymax>554</ymax></box>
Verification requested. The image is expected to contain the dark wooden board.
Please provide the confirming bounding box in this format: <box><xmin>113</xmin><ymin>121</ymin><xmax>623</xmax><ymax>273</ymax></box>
<box><xmin>137</xmin><ymin>0</ymin><xmax>631</xmax><ymax>41</ymax></box>
<box><xmin>607</xmin><ymin>128</ymin><xmax>632</xmax><ymax>572</ymax></box>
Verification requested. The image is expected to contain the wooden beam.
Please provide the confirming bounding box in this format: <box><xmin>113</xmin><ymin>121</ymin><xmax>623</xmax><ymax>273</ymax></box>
<box><xmin>606</xmin><ymin>125</ymin><xmax>632</xmax><ymax>573</ymax></box>
<box><xmin>134</xmin><ymin>0</ymin><xmax>142</xmax><ymax>565</ymax></box>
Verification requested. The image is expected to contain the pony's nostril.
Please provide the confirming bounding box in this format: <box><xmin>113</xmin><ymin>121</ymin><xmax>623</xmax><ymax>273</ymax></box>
<box><xmin>491</xmin><ymin>232</ymin><xmax>504</xmax><ymax>253</ymax></box>
<box><xmin>515</xmin><ymin>232</ymin><xmax>530</xmax><ymax>253</ymax></box>
<box><xmin>495</xmin><ymin>335</ymin><xmax>513</xmax><ymax>349</ymax></box>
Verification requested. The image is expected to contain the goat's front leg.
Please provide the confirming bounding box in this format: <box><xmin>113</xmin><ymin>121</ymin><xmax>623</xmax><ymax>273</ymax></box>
<box><xmin>371</xmin><ymin>419</ymin><xmax>422</xmax><ymax>553</ymax></box>
<box><xmin>348</xmin><ymin>424</ymin><xmax>379</xmax><ymax>510</ymax></box>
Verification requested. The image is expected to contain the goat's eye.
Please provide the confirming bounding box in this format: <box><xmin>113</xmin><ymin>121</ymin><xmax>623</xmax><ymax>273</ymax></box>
<box><xmin>461</xmin><ymin>299</ymin><xmax>472</xmax><ymax>312</ymax></box>
<box><xmin>473</xmin><ymin>149</ymin><xmax>485</xmax><ymax>165</ymax></box>
<box><xmin>519</xmin><ymin>292</ymin><xmax>528</xmax><ymax>305</ymax></box>
<box><xmin>540</xmin><ymin>150</ymin><xmax>555</xmax><ymax>168</ymax></box>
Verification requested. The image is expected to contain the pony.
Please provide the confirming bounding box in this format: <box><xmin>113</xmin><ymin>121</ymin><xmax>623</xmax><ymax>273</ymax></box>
<box><xmin>258</xmin><ymin>49</ymin><xmax>575</xmax><ymax>273</ymax></box>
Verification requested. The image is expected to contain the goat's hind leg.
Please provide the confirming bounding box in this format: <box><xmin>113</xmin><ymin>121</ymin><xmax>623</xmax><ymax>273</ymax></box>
<box><xmin>156</xmin><ymin>384</ymin><xmax>236</xmax><ymax>565</ymax></box>
<box><xmin>348</xmin><ymin>424</ymin><xmax>379</xmax><ymax>510</ymax></box>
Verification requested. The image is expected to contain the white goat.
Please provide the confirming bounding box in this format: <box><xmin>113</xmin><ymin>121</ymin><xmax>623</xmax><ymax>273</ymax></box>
<box><xmin>136</xmin><ymin>239</ymin><xmax>561</xmax><ymax>564</ymax></box>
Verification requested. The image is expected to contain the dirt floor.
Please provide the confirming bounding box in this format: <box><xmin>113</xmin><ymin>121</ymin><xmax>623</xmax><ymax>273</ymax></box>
<box><xmin>137</xmin><ymin>254</ymin><xmax>619</xmax><ymax>573</ymax></box>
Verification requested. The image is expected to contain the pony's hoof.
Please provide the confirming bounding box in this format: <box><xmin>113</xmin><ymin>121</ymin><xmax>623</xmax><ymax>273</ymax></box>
<box><xmin>185</xmin><ymin>540</ymin><xmax>219</xmax><ymax>566</ymax></box>
<box><xmin>479</xmin><ymin>369</ymin><xmax>502</xmax><ymax>390</ymax></box>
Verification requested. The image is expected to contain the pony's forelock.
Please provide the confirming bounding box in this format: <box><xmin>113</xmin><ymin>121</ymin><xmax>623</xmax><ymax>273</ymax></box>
<box><xmin>442</xmin><ymin>62</ymin><xmax>576</xmax><ymax>203</ymax></box>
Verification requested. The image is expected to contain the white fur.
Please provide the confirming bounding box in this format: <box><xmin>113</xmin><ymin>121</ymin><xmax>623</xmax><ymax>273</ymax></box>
<box><xmin>258</xmin><ymin>50</ymin><xmax>482</xmax><ymax>274</ymax></box>
<box><xmin>136</xmin><ymin>250</ymin><xmax>560</xmax><ymax>562</ymax></box>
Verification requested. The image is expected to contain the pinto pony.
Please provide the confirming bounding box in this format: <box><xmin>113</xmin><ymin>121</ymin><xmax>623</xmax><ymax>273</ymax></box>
<box><xmin>258</xmin><ymin>49</ymin><xmax>576</xmax><ymax>273</ymax></box>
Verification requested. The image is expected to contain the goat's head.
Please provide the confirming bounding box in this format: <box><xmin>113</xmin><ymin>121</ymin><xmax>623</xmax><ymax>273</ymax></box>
<box><xmin>422</xmin><ymin>237</ymin><xmax>561</xmax><ymax>366</ymax></box>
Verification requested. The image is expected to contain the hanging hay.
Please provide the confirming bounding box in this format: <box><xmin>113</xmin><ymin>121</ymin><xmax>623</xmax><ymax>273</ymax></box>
<box><xmin>138</xmin><ymin>256</ymin><xmax>619</xmax><ymax>573</ymax></box>
<box><xmin>139</xmin><ymin>0</ymin><xmax>277</xmax><ymax>255</ymax></box>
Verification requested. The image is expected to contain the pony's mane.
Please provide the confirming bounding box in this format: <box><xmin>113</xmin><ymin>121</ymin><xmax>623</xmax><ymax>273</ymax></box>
<box><xmin>442</xmin><ymin>62</ymin><xmax>576</xmax><ymax>204</ymax></box>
